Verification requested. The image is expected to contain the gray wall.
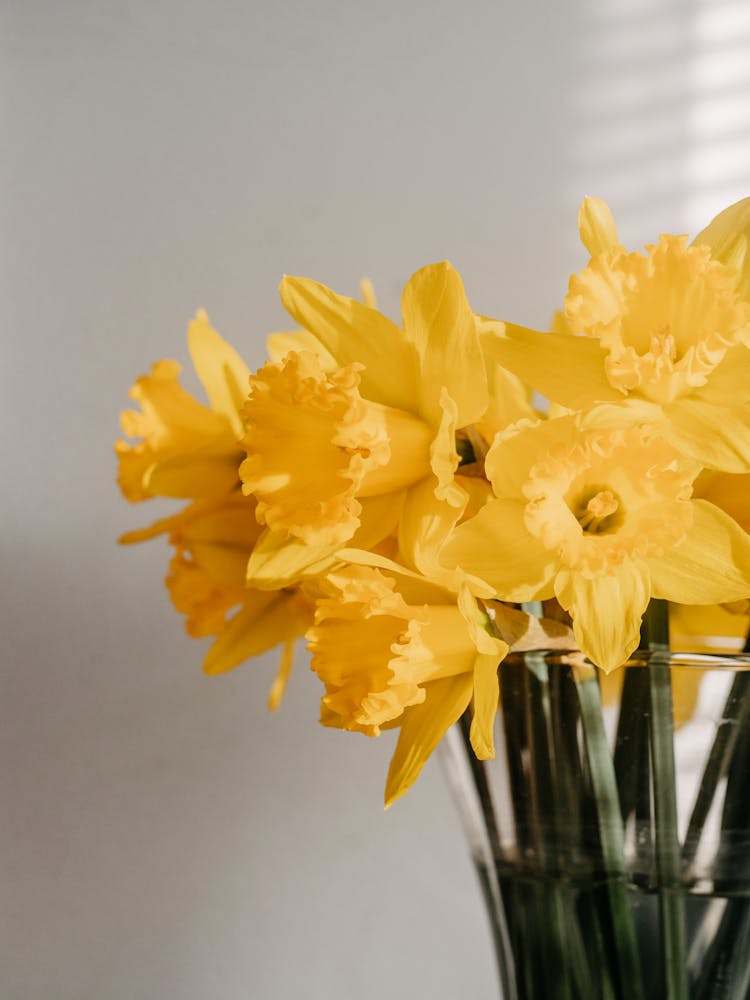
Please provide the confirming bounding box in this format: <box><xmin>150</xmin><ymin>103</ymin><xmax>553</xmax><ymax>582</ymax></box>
<box><xmin>4</xmin><ymin>1</ymin><xmax>750</xmax><ymax>997</ymax></box>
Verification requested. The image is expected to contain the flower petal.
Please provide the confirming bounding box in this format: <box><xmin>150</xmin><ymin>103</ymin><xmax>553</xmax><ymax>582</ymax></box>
<box><xmin>246</xmin><ymin>529</ymin><xmax>338</xmax><ymax>589</ymax></box>
<box><xmin>693</xmin><ymin>469</ymin><xmax>750</xmax><ymax>533</ymax></box>
<box><xmin>666</xmin><ymin>396</ymin><xmax>750</xmax><ymax>472</ymax></box>
<box><xmin>203</xmin><ymin>590</ymin><xmax>310</xmax><ymax>675</ymax></box>
<box><xmin>441</xmin><ymin>498</ymin><xmax>556</xmax><ymax>602</ymax></box>
<box><xmin>145</xmin><ymin>450</ymin><xmax>242</xmax><ymax>499</ymax></box>
<box><xmin>429</xmin><ymin>387</ymin><xmax>466</xmax><ymax>509</ymax></box>
<box><xmin>246</xmin><ymin>492</ymin><xmax>403</xmax><ymax>590</ymax></box>
<box><xmin>267</xmin><ymin>638</ymin><xmax>296</xmax><ymax>711</ymax></box>
<box><xmin>481</xmin><ymin>322</ymin><xmax>622</xmax><ymax>410</ymax></box>
<box><xmin>266</xmin><ymin>328</ymin><xmax>337</xmax><ymax>368</ymax></box>
<box><xmin>648</xmin><ymin>499</ymin><xmax>750</xmax><ymax>603</ymax></box>
<box><xmin>279</xmin><ymin>276</ymin><xmax>418</xmax><ymax>411</ymax></box>
<box><xmin>469</xmin><ymin>653</ymin><xmax>500</xmax><ymax>760</ymax></box>
<box><xmin>397</xmin><ymin>479</ymin><xmax>498</xmax><ymax>598</ymax></box>
<box><xmin>693</xmin><ymin>196</ymin><xmax>750</xmax><ymax>300</ymax></box>
<box><xmin>401</xmin><ymin>262</ymin><xmax>488</xmax><ymax>427</ymax></box>
<box><xmin>485</xmin><ymin>415</ymin><xmax>575</xmax><ymax>499</ymax></box>
<box><xmin>188</xmin><ymin>310</ymin><xmax>250</xmax><ymax>438</ymax></box>
<box><xmin>554</xmin><ymin>559</ymin><xmax>651</xmax><ymax>672</ymax></box>
<box><xmin>384</xmin><ymin>674</ymin><xmax>473</xmax><ymax>808</ymax></box>
<box><xmin>578</xmin><ymin>197</ymin><xmax>621</xmax><ymax>256</ymax></box>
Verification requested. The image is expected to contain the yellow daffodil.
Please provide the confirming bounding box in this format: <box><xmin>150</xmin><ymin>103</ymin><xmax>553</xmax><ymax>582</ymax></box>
<box><xmin>238</xmin><ymin>263</ymin><xmax>490</xmax><ymax>585</ymax></box>
<box><xmin>442</xmin><ymin>412</ymin><xmax>750</xmax><ymax>672</ymax></box>
<box><xmin>482</xmin><ymin>197</ymin><xmax>750</xmax><ymax>472</ymax></box>
<box><xmin>306</xmin><ymin>562</ymin><xmax>507</xmax><ymax>806</ymax></box>
<box><xmin>116</xmin><ymin>311</ymin><xmax>249</xmax><ymax>501</ymax></box>
<box><xmin>120</xmin><ymin>495</ymin><xmax>313</xmax><ymax>708</ymax></box>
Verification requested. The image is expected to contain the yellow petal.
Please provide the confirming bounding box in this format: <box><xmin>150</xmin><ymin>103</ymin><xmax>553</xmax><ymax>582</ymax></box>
<box><xmin>485</xmin><ymin>415</ymin><xmax>573</xmax><ymax>500</ymax></box>
<box><xmin>245</xmin><ymin>491</ymin><xmax>404</xmax><ymax>590</ymax></box>
<box><xmin>397</xmin><ymin>478</ymin><xmax>475</xmax><ymax>589</ymax></box>
<box><xmin>145</xmin><ymin>450</ymin><xmax>242</xmax><ymax>499</ymax></box>
<box><xmin>266</xmin><ymin>328</ymin><xmax>337</xmax><ymax>368</ymax></box>
<box><xmin>118</xmin><ymin>504</ymin><xmax>200</xmax><ymax>545</ymax></box>
<box><xmin>476</xmin><ymin>352</ymin><xmax>537</xmax><ymax>442</ymax></box>
<box><xmin>554</xmin><ymin>559</ymin><xmax>651</xmax><ymax>673</ymax></box>
<box><xmin>429</xmin><ymin>387</ymin><xmax>466</xmax><ymax>510</ymax></box>
<box><xmin>693</xmin><ymin>469</ymin><xmax>750</xmax><ymax>534</ymax></box>
<box><xmin>666</xmin><ymin>395</ymin><xmax>750</xmax><ymax>472</ymax></box>
<box><xmin>384</xmin><ymin>674</ymin><xmax>473</xmax><ymax>808</ymax></box>
<box><xmin>188</xmin><ymin>310</ymin><xmax>250</xmax><ymax>438</ymax></box>
<box><xmin>400</xmin><ymin>262</ymin><xmax>488</xmax><ymax>427</ymax></box>
<box><xmin>649</xmin><ymin>499</ymin><xmax>750</xmax><ymax>604</ymax></box>
<box><xmin>351</xmin><ymin>491</ymin><xmax>406</xmax><ymax>549</ymax></box>
<box><xmin>267</xmin><ymin>638</ymin><xmax>296</xmax><ymax>712</ymax></box>
<box><xmin>279</xmin><ymin>276</ymin><xmax>418</xmax><ymax>411</ymax></box>
<box><xmin>469</xmin><ymin>653</ymin><xmax>500</xmax><ymax>760</ymax></box>
<box><xmin>359</xmin><ymin>278</ymin><xmax>377</xmax><ymax>309</ymax></box>
<box><xmin>203</xmin><ymin>590</ymin><xmax>310</xmax><ymax>675</ymax></box>
<box><xmin>693</xmin><ymin>196</ymin><xmax>750</xmax><ymax>300</ymax></box>
<box><xmin>246</xmin><ymin>528</ymin><xmax>339</xmax><ymax>589</ymax></box>
<box><xmin>481</xmin><ymin>322</ymin><xmax>622</xmax><ymax>410</ymax></box>
<box><xmin>694</xmin><ymin>348</ymin><xmax>750</xmax><ymax>405</ymax></box>
<box><xmin>441</xmin><ymin>499</ymin><xmax>557</xmax><ymax>602</ymax></box>
<box><xmin>578</xmin><ymin>196</ymin><xmax>621</xmax><ymax>256</ymax></box>
<box><xmin>116</xmin><ymin>358</ymin><xmax>236</xmax><ymax>502</ymax></box>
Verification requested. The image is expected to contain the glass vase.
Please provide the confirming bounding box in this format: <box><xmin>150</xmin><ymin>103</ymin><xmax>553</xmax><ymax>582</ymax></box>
<box><xmin>441</xmin><ymin>650</ymin><xmax>750</xmax><ymax>1000</ymax></box>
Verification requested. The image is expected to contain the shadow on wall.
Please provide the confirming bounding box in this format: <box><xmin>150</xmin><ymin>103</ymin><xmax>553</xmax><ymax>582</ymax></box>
<box><xmin>564</xmin><ymin>0</ymin><xmax>750</xmax><ymax>244</ymax></box>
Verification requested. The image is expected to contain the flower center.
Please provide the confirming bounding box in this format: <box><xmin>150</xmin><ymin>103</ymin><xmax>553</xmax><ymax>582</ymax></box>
<box><xmin>573</xmin><ymin>488</ymin><xmax>621</xmax><ymax>534</ymax></box>
<box><xmin>523</xmin><ymin>424</ymin><xmax>694</xmax><ymax>575</ymax></box>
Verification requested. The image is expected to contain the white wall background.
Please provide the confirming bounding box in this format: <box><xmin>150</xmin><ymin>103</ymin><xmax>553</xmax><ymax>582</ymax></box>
<box><xmin>3</xmin><ymin>1</ymin><xmax>750</xmax><ymax>997</ymax></box>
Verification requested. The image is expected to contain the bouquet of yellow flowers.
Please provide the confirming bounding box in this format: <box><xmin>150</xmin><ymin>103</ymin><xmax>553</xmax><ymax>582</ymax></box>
<box><xmin>117</xmin><ymin>197</ymin><xmax>750</xmax><ymax>1000</ymax></box>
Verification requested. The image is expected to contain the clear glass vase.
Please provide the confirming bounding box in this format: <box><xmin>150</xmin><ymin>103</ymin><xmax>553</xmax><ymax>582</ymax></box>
<box><xmin>441</xmin><ymin>650</ymin><xmax>750</xmax><ymax>1000</ymax></box>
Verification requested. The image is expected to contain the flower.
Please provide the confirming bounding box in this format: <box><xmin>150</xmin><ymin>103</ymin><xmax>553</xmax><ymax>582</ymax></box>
<box><xmin>120</xmin><ymin>494</ymin><xmax>313</xmax><ymax>707</ymax></box>
<box><xmin>482</xmin><ymin>197</ymin><xmax>750</xmax><ymax>472</ymax></box>
<box><xmin>238</xmin><ymin>263</ymin><xmax>491</xmax><ymax>584</ymax></box>
<box><xmin>115</xmin><ymin>311</ymin><xmax>249</xmax><ymax>501</ymax></box>
<box><xmin>306</xmin><ymin>562</ymin><xmax>508</xmax><ymax>806</ymax></box>
<box><xmin>442</xmin><ymin>412</ymin><xmax>750</xmax><ymax>671</ymax></box>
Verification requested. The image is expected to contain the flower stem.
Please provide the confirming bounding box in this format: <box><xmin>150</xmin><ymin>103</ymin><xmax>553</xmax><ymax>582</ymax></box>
<box><xmin>576</xmin><ymin>669</ymin><xmax>645</xmax><ymax>1000</ymax></box>
<box><xmin>645</xmin><ymin>599</ymin><xmax>688</xmax><ymax>1000</ymax></box>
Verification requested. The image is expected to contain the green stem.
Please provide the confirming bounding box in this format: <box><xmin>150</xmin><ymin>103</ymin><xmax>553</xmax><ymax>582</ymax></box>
<box><xmin>645</xmin><ymin>600</ymin><xmax>688</xmax><ymax>1000</ymax></box>
<box><xmin>523</xmin><ymin>655</ymin><xmax>584</xmax><ymax>1000</ymax></box>
<box><xmin>576</xmin><ymin>671</ymin><xmax>645</xmax><ymax>1000</ymax></box>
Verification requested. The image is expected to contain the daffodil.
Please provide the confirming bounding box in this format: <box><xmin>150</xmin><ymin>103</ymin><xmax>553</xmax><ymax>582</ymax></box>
<box><xmin>442</xmin><ymin>411</ymin><xmax>750</xmax><ymax>672</ymax></box>
<box><xmin>306</xmin><ymin>561</ymin><xmax>507</xmax><ymax>806</ymax></box>
<box><xmin>482</xmin><ymin>197</ymin><xmax>750</xmax><ymax>472</ymax></box>
<box><xmin>116</xmin><ymin>311</ymin><xmax>249</xmax><ymax>501</ymax></box>
<box><xmin>120</xmin><ymin>495</ymin><xmax>313</xmax><ymax>708</ymax></box>
<box><xmin>238</xmin><ymin>263</ymin><xmax>491</xmax><ymax>585</ymax></box>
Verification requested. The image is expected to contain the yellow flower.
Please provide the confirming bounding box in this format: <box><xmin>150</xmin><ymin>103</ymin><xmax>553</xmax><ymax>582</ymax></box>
<box><xmin>442</xmin><ymin>412</ymin><xmax>750</xmax><ymax>672</ymax></box>
<box><xmin>306</xmin><ymin>562</ymin><xmax>508</xmax><ymax>806</ymax></box>
<box><xmin>120</xmin><ymin>495</ymin><xmax>313</xmax><ymax>708</ymax></box>
<box><xmin>482</xmin><ymin>198</ymin><xmax>750</xmax><ymax>472</ymax></box>
<box><xmin>238</xmin><ymin>263</ymin><xmax>491</xmax><ymax>584</ymax></box>
<box><xmin>116</xmin><ymin>311</ymin><xmax>249</xmax><ymax>501</ymax></box>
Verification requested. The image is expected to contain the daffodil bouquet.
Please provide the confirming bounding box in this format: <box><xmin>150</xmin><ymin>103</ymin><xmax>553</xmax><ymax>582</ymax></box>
<box><xmin>117</xmin><ymin>198</ymin><xmax>750</xmax><ymax>999</ymax></box>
